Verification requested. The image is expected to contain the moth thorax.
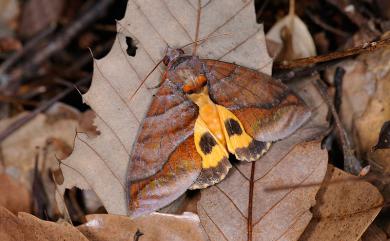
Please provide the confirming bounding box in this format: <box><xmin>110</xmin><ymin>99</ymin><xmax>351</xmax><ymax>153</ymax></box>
<box><xmin>182</xmin><ymin>73</ymin><xmax>207</xmax><ymax>93</ymax></box>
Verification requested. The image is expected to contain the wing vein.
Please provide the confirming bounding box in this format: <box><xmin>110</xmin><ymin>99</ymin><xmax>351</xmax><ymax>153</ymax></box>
<box><xmin>216</xmin><ymin>185</ymin><xmax>247</xmax><ymax>220</ymax></box>
<box><xmin>93</xmin><ymin>59</ymin><xmax>141</xmax><ymax>123</ymax></box>
<box><xmin>77</xmin><ymin>135</ymin><xmax>126</xmax><ymax>190</ymax></box>
<box><xmin>199</xmin><ymin>205</ymin><xmax>229</xmax><ymax>241</ymax></box>
<box><xmin>252</xmin><ymin>158</ymin><xmax>323</xmax><ymax>227</ymax></box>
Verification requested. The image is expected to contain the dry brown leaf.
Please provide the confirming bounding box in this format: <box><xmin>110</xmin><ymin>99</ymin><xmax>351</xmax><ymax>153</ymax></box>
<box><xmin>300</xmin><ymin>166</ymin><xmax>383</xmax><ymax>241</ymax></box>
<box><xmin>78</xmin><ymin>212</ymin><xmax>207</xmax><ymax>241</ymax></box>
<box><xmin>326</xmin><ymin>47</ymin><xmax>390</xmax><ymax>173</ymax></box>
<box><xmin>266</xmin><ymin>5</ymin><xmax>316</xmax><ymax>61</ymax></box>
<box><xmin>197</xmin><ymin>77</ymin><xmax>329</xmax><ymax>241</ymax></box>
<box><xmin>0</xmin><ymin>173</ymin><xmax>31</xmax><ymax>214</ymax></box>
<box><xmin>58</xmin><ymin>0</ymin><xmax>273</xmax><ymax>215</ymax></box>
<box><xmin>0</xmin><ymin>103</ymin><xmax>80</xmax><ymax>218</ymax></box>
<box><xmin>0</xmin><ymin>206</ymin><xmax>88</xmax><ymax>241</ymax></box>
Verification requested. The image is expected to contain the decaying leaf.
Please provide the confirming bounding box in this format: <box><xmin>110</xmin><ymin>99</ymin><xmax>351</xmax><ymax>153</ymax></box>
<box><xmin>197</xmin><ymin>76</ymin><xmax>329</xmax><ymax>241</ymax></box>
<box><xmin>326</xmin><ymin>47</ymin><xmax>390</xmax><ymax>173</ymax></box>
<box><xmin>58</xmin><ymin>0</ymin><xmax>273</xmax><ymax>215</ymax></box>
<box><xmin>373</xmin><ymin>121</ymin><xmax>390</xmax><ymax>150</ymax></box>
<box><xmin>300</xmin><ymin>166</ymin><xmax>383</xmax><ymax>241</ymax></box>
<box><xmin>0</xmin><ymin>206</ymin><xmax>88</xmax><ymax>241</ymax></box>
<box><xmin>266</xmin><ymin>1</ymin><xmax>316</xmax><ymax>61</ymax></box>
<box><xmin>0</xmin><ymin>103</ymin><xmax>81</xmax><ymax>218</ymax></box>
<box><xmin>0</xmin><ymin>172</ymin><xmax>31</xmax><ymax>214</ymax></box>
<box><xmin>78</xmin><ymin>212</ymin><xmax>207</xmax><ymax>241</ymax></box>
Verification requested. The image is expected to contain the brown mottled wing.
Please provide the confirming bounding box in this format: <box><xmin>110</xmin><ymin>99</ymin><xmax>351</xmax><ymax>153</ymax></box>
<box><xmin>129</xmin><ymin>137</ymin><xmax>202</xmax><ymax>217</ymax></box>
<box><xmin>203</xmin><ymin>60</ymin><xmax>310</xmax><ymax>142</ymax></box>
<box><xmin>128</xmin><ymin>80</ymin><xmax>199</xmax><ymax>182</ymax></box>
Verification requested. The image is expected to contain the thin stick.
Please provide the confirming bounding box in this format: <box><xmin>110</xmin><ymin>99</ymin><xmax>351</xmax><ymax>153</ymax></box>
<box><xmin>0</xmin><ymin>24</ymin><xmax>56</xmax><ymax>75</ymax></box>
<box><xmin>264</xmin><ymin>174</ymin><xmax>390</xmax><ymax>191</ymax></box>
<box><xmin>315</xmin><ymin>78</ymin><xmax>362</xmax><ymax>174</ymax></box>
<box><xmin>256</xmin><ymin>0</ymin><xmax>270</xmax><ymax>20</ymax></box>
<box><xmin>0</xmin><ymin>77</ymin><xmax>90</xmax><ymax>143</ymax></box>
<box><xmin>306</xmin><ymin>10</ymin><xmax>349</xmax><ymax>37</ymax></box>
<box><xmin>289</xmin><ymin>0</ymin><xmax>295</xmax><ymax>17</ymax></box>
<box><xmin>4</xmin><ymin>0</ymin><xmax>114</xmax><ymax>92</ymax></box>
<box><xmin>274</xmin><ymin>59</ymin><xmax>342</xmax><ymax>82</ymax></box>
<box><xmin>274</xmin><ymin>38</ymin><xmax>390</xmax><ymax>69</ymax></box>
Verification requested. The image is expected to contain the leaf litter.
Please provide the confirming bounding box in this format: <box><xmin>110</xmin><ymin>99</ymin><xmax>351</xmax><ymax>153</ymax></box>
<box><xmin>36</xmin><ymin>0</ymin><xmax>386</xmax><ymax>240</ymax></box>
<box><xmin>0</xmin><ymin>103</ymin><xmax>83</xmax><ymax>219</ymax></box>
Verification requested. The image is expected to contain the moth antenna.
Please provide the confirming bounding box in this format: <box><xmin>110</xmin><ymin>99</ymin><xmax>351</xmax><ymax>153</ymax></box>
<box><xmin>180</xmin><ymin>33</ymin><xmax>232</xmax><ymax>49</ymax></box>
<box><xmin>128</xmin><ymin>57</ymin><xmax>164</xmax><ymax>101</ymax></box>
<box><xmin>192</xmin><ymin>0</ymin><xmax>202</xmax><ymax>56</ymax></box>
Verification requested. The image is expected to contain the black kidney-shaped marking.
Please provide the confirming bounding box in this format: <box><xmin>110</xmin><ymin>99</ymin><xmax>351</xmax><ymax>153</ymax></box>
<box><xmin>224</xmin><ymin>118</ymin><xmax>243</xmax><ymax>137</ymax></box>
<box><xmin>199</xmin><ymin>132</ymin><xmax>217</xmax><ymax>154</ymax></box>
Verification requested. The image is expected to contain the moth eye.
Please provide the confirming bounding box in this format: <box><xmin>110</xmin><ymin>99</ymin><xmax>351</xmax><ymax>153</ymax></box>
<box><xmin>162</xmin><ymin>56</ymin><xmax>170</xmax><ymax>65</ymax></box>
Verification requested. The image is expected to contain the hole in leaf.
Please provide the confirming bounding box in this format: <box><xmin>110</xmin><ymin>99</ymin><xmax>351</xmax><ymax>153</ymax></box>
<box><xmin>125</xmin><ymin>37</ymin><xmax>137</xmax><ymax>57</ymax></box>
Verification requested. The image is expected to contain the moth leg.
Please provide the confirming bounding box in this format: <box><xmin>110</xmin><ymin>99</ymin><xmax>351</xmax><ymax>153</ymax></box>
<box><xmin>190</xmin><ymin>117</ymin><xmax>231</xmax><ymax>189</ymax></box>
<box><xmin>216</xmin><ymin>105</ymin><xmax>271</xmax><ymax>162</ymax></box>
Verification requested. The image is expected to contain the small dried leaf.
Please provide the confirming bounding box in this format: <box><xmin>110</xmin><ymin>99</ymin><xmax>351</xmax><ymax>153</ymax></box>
<box><xmin>266</xmin><ymin>15</ymin><xmax>316</xmax><ymax>61</ymax></box>
<box><xmin>0</xmin><ymin>206</ymin><xmax>88</xmax><ymax>241</ymax></box>
<box><xmin>300</xmin><ymin>166</ymin><xmax>383</xmax><ymax>241</ymax></box>
<box><xmin>77</xmin><ymin>212</ymin><xmax>207</xmax><ymax>241</ymax></box>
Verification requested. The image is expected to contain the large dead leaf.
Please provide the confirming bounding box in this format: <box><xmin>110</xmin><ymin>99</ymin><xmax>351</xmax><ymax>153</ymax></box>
<box><xmin>197</xmin><ymin>77</ymin><xmax>329</xmax><ymax>241</ymax></box>
<box><xmin>0</xmin><ymin>206</ymin><xmax>88</xmax><ymax>241</ymax></box>
<box><xmin>58</xmin><ymin>0</ymin><xmax>273</xmax><ymax>215</ymax></box>
<box><xmin>0</xmin><ymin>172</ymin><xmax>31</xmax><ymax>214</ymax></box>
<box><xmin>78</xmin><ymin>212</ymin><xmax>207</xmax><ymax>241</ymax></box>
<box><xmin>300</xmin><ymin>166</ymin><xmax>383</xmax><ymax>241</ymax></box>
<box><xmin>0</xmin><ymin>103</ymin><xmax>80</xmax><ymax>218</ymax></box>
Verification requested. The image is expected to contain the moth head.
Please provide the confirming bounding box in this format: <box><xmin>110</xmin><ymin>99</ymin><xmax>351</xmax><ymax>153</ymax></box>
<box><xmin>163</xmin><ymin>47</ymin><xmax>185</xmax><ymax>66</ymax></box>
<box><xmin>173</xmin><ymin>58</ymin><xmax>207</xmax><ymax>94</ymax></box>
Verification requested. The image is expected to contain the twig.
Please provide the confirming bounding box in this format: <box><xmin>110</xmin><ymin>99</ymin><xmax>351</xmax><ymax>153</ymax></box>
<box><xmin>0</xmin><ymin>76</ymin><xmax>90</xmax><ymax>143</ymax></box>
<box><xmin>4</xmin><ymin>0</ymin><xmax>114</xmax><ymax>92</ymax></box>
<box><xmin>333</xmin><ymin>67</ymin><xmax>345</xmax><ymax>113</ymax></box>
<box><xmin>0</xmin><ymin>24</ymin><xmax>56</xmax><ymax>76</ymax></box>
<box><xmin>306</xmin><ymin>10</ymin><xmax>349</xmax><ymax>37</ymax></box>
<box><xmin>274</xmin><ymin>38</ymin><xmax>390</xmax><ymax>69</ymax></box>
<box><xmin>256</xmin><ymin>0</ymin><xmax>270</xmax><ymax>20</ymax></box>
<box><xmin>265</xmin><ymin>173</ymin><xmax>390</xmax><ymax>191</ymax></box>
<box><xmin>274</xmin><ymin>59</ymin><xmax>342</xmax><ymax>82</ymax></box>
<box><xmin>315</xmin><ymin>78</ymin><xmax>362</xmax><ymax>175</ymax></box>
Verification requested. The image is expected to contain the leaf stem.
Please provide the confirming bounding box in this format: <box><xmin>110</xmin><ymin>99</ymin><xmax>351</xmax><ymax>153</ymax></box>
<box><xmin>248</xmin><ymin>161</ymin><xmax>255</xmax><ymax>241</ymax></box>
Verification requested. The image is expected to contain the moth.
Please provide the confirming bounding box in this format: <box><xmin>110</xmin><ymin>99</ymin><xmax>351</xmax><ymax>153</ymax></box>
<box><xmin>126</xmin><ymin>46</ymin><xmax>310</xmax><ymax>215</ymax></box>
